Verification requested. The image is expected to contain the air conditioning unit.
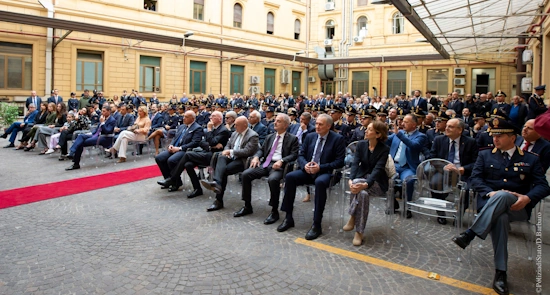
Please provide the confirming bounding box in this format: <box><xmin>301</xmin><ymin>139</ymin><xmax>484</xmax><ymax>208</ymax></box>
<box><xmin>325</xmin><ymin>2</ymin><xmax>335</xmax><ymax>11</ymax></box>
<box><xmin>154</xmin><ymin>87</ymin><xmax>160</xmax><ymax>92</ymax></box>
<box><xmin>250</xmin><ymin>76</ymin><xmax>260</xmax><ymax>84</ymax></box>
<box><xmin>308</xmin><ymin>76</ymin><xmax>316</xmax><ymax>83</ymax></box>
<box><xmin>521</xmin><ymin>77</ymin><xmax>533</xmax><ymax>92</ymax></box>
<box><xmin>353</xmin><ymin>36</ymin><xmax>364</xmax><ymax>43</ymax></box>
<box><xmin>454</xmin><ymin>67</ymin><xmax>466</xmax><ymax>76</ymax></box>
<box><xmin>523</xmin><ymin>50</ymin><xmax>534</xmax><ymax>64</ymax></box>
<box><xmin>454</xmin><ymin>88</ymin><xmax>465</xmax><ymax>95</ymax></box>
<box><xmin>280</xmin><ymin>69</ymin><xmax>290</xmax><ymax>84</ymax></box>
<box><xmin>324</xmin><ymin>39</ymin><xmax>333</xmax><ymax>46</ymax></box>
<box><xmin>249</xmin><ymin>86</ymin><xmax>260</xmax><ymax>93</ymax></box>
<box><xmin>454</xmin><ymin>78</ymin><xmax>466</xmax><ymax>85</ymax></box>
<box><xmin>359</xmin><ymin>28</ymin><xmax>367</xmax><ymax>38</ymax></box>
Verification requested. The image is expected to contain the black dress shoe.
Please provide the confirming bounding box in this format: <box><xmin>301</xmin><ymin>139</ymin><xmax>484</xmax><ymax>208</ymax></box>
<box><xmin>0</xmin><ymin>133</ymin><xmax>8</xmax><ymax>139</ymax></box>
<box><xmin>168</xmin><ymin>185</ymin><xmax>181</xmax><ymax>192</ymax></box>
<box><xmin>452</xmin><ymin>232</ymin><xmax>473</xmax><ymax>249</ymax></box>
<box><xmin>206</xmin><ymin>200</ymin><xmax>224</xmax><ymax>212</ymax></box>
<box><xmin>65</xmin><ymin>164</ymin><xmax>80</xmax><ymax>171</ymax></box>
<box><xmin>200</xmin><ymin>180</ymin><xmax>222</xmax><ymax>194</ymax></box>
<box><xmin>67</xmin><ymin>153</ymin><xmax>74</xmax><ymax>160</ymax></box>
<box><xmin>157</xmin><ymin>178</ymin><xmax>174</xmax><ymax>187</ymax></box>
<box><xmin>305</xmin><ymin>224</ymin><xmax>322</xmax><ymax>240</ymax></box>
<box><xmin>233</xmin><ymin>206</ymin><xmax>253</xmax><ymax>217</ymax></box>
<box><xmin>437</xmin><ymin>217</ymin><xmax>447</xmax><ymax>225</ymax></box>
<box><xmin>277</xmin><ymin>218</ymin><xmax>295</xmax><ymax>232</ymax></box>
<box><xmin>3</xmin><ymin>143</ymin><xmax>14</xmax><ymax>148</ymax></box>
<box><xmin>493</xmin><ymin>270</ymin><xmax>509</xmax><ymax>295</ymax></box>
<box><xmin>187</xmin><ymin>189</ymin><xmax>203</xmax><ymax>199</ymax></box>
<box><xmin>264</xmin><ymin>211</ymin><xmax>280</xmax><ymax>225</ymax></box>
<box><xmin>406</xmin><ymin>210</ymin><xmax>412</xmax><ymax>219</ymax></box>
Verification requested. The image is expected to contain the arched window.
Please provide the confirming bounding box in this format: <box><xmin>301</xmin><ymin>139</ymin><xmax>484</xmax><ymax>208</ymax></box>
<box><xmin>233</xmin><ymin>3</ymin><xmax>242</xmax><ymax>28</ymax></box>
<box><xmin>326</xmin><ymin>20</ymin><xmax>335</xmax><ymax>39</ymax></box>
<box><xmin>294</xmin><ymin>19</ymin><xmax>301</xmax><ymax>40</ymax></box>
<box><xmin>392</xmin><ymin>12</ymin><xmax>404</xmax><ymax>34</ymax></box>
<box><xmin>267</xmin><ymin>12</ymin><xmax>274</xmax><ymax>34</ymax></box>
<box><xmin>357</xmin><ymin>16</ymin><xmax>367</xmax><ymax>36</ymax></box>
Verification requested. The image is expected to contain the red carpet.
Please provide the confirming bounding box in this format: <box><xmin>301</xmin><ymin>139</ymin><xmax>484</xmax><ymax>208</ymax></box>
<box><xmin>0</xmin><ymin>165</ymin><xmax>161</xmax><ymax>209</ymax></box>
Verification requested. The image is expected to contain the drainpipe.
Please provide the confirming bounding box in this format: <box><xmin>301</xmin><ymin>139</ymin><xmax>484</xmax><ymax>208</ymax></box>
<box><xmin>219</xmin><ymin>0</ymin><xmax>224</xmax><ymax>94</ymax></box>
<box><xmin>538</xmin><ymin>25</ymin><xmax>543</xmax><ymax>86</ymax></box>
<box><xmin>339</xmin><ymin>0</ymin><xmax>347</xmax><ymax>93</ymax></box>
<box><xmin>304</xmin><ymin>0</ymin><xmax>311</xmax><ymax>96</ymax></box>
<box><xmin>38</xmin><ymin>0</ymin><xmax>54</xmax><ymax>96</ymax></box>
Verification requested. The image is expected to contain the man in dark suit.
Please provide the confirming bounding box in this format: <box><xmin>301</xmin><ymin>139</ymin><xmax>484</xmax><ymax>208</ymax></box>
<box><xmin>114</xmin><ymin>104</ymin><xmax>135</xmax><ymax>135</ymax></box>
<box><xmin>461</xmin><ymin>108</ymin><xmax>475</xmax><ymax>129</ymax></box>
<box><xmin>452</xmin><ymin>118</ymin><xmax>550</xmax><ymax>295</ymax></box>
<box><xmin>65</xmin><ymin>105</ymin><xmax>116</xmax><ymax>170</ymax></box>
<box><xmin>288</xmin><ymin>112</ymin><xmax>315</xmax><ymax>145</ymax></box>
<box><xmin>429</xmin><ymin>118</ymin><xmax>478</xmax><ymax>224</ymax></box>
<box><xmin>155</xmin><ymin>111</ymin><xmax>204</xmax><ymax>191</ymax></box>
<box><xmin>516</xmin><ymin>119</ymin><xmax>550</xmax><ymax>171</ymax></box>
<box><xmin>234</xmin><ymin>114</ymin><xmax>299</xmax><ymax>221</ymax></box>
<box><xmin>172</xmin><ymin>111</ymin><xmax>231</xmax><ymax>198</ymax></box>
<box><xmin>47</xmin><ymin>89</ymin><xmax>63</xmax><ymax>105</ymax></box>
<box><xmin>448</xmin><ymin>92</ymin><xmax>464</xmax><ymax>115</ymax></box>
<box><xmin>409</xmin><ymin>90</ymin><xmax>428</xmax><ymax>112</ymax></box>
<box><xmin>201</xmin><ymin>116</ymin><xmax>259</xmax><ymax>211</ymax></box>
<box><xmin>387</xmin><ymin>114</ymin><xmax>429</xmax><ymax>217</ymax></box>
<box><xmin>148</xmin><ymin>104</ymin><xmax>164</xmax><ymax>135</ymax></box>
<box><xmin>248</xmin><ymin>110</ymin><xmax>268</xmax><ymax>146</ymax></box>
<box><xmin>25</xmin><ymin>90</ymin><xmax>42</xmax><ymax>110</ymax></box>
<box><xmin>2</xmin><ymin>104</ymin><xmax>38</xmax><ymax>148</ymax></box>
<box><xmin>527</xmin><ymin>85</ymin><xmax>547</xmax><ymax>120</ymax></box>
<box><xmin>277</xmin><ymin>114</ymin><xmax>346</xmax><ymax>240</ymax></box>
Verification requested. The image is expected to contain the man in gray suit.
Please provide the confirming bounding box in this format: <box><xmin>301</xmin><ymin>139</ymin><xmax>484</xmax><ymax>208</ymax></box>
<box><xmin>201</xmin><ymin>116</ymin><xmax>259</xmax><ymax>212</ymax></box>
<box><xmin>235</xmin><ymin>113</ymin><xmax>299</xmax><ymax>223</ymax></box>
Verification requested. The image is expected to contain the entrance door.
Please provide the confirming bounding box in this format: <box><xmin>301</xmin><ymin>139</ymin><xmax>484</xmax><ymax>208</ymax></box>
<box><xmin>322</xmin><ymin>81</ymin><xmax>334</xmax><ymax>96</ymax></box>
<box><xmin>291</xmin><ymin>71</ymin><xmax>301</xmax><ymax>96</ymax></box>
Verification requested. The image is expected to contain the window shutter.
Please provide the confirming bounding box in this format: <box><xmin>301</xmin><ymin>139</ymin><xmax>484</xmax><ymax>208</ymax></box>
<box><xmin>267</xmin><ymin>13</ymin><xmax>274</xmax><ymax>32</ymax></box>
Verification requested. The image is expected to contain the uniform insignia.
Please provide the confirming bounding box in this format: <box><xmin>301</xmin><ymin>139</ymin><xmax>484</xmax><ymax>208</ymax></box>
<box><xmin>492</xmin><ymin>148</ymin><xmax>497</xmax><ymax>153</ymax></box>
<box><xmin>514</xmin><ymin>167</ymin><xmax>518</xmax><ymax>171</ymax></box>
<box><xmin>520</xmin><ymin>174</ymin><xmax>525</xmax><ymax>180</ymax></box>
<box><xmin>492</xmin><ymin>118</ymin><xmax>499</xmax><ymax>128</ymax></box>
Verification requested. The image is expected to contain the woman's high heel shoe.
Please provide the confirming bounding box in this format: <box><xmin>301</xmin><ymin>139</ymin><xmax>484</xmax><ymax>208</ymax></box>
<box><xmin>23</xmin><ymin>145</ymin><xmax>35</xmax><ymax>152</ymax></box>
<box><xmin>353</xmin><ymin>232</ymin><xmax>363</xmax><ymax>246</ymax></box>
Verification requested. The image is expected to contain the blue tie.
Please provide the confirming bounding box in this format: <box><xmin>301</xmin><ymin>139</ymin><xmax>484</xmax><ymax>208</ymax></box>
<box><xmin>174</xmin><ymin>126</ymin><xmax>187</xmax><ymax>146</ymax></box>
<box><xmin>448</xmin><ymin>140</ymin><xmax>456</xmax><ymax>163</ymax></box>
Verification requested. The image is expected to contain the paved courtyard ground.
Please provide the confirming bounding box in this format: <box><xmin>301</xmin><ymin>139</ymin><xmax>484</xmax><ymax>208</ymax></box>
<box><xmin>0</xmin><ymin>138</ymin><xmax>548</xmax><ymax>295</ymax></box>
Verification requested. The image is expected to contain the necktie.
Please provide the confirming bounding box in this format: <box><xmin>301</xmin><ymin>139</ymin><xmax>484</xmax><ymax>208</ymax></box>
<box><xmin>296</xmin><ymin>128</ymin><xmax>304</xmax><ymax>144</ymax></box>
<box><xmin>397</xmin><ymin>133</ymin><xmax>409</xmax><ymax>166</ymax></box>
<box><xmin>523</xmin><ymin>141</ymin><xmax>530</xmax><ymax>151</ymax></box>
<box><xmin>503</xmin><ymin>152</ymin><xmax>510</xmax><ymax>166</ymax></box>
<box><xmin>263</xmin><ymin>135</ymin><xmax>280</xmax><ymax>168</ymax></box>
<box><xmin>175</xmin><ymin>126</ymin><xmax>187</xmax><ymax>146</ymax></box>
<box><xmin>234</xmin><ymin>133</ymin><xmax>243</xmax><ymax>151</ymax></box>
<box><xmin>93</xmin><ymin>124</ymin><xmax>102</xmax><ymax>137</ymax></box>
<box><xmin>448</xmin><ymin>140</ymin><xmax>456</xmax><ymax>163</ymax></box>
<box><xmin>312</xmin><ymin>137</ymin><xmax>325</xmax><ymax>164</ymax></box>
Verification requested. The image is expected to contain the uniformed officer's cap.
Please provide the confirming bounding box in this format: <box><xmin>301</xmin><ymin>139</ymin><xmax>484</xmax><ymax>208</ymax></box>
<box><xmin>177</xmin><ymin>102</ymin><xmax>184</xmax><ymax>109</ymax></box>
<box><xmin>220</xmin><ymin>103</ymin><xmax>227</xmax><ymax>108</ymax></box>
<box><xmin>346</xmin><ymin>105</ymin><xmax>358</xmax><ymax>116</ymax></box>
<box><xmin>435</xmin><ymin>111</ymin><xmax>450</xmax><ymax>121</ymax></box>
<box><xmin>360</xmin><ymin>108</ymin><xmax>376</xmax><ymax>119</ymax></box>
<box><xmin>365</xmin><ymin>105</ymin><xmax>378</xmax><ymax>114</ymax></box>
<box><xmin>266</xmin><ymin>106</ymin><xmax>275</xmax><ymax>113</ymax></box>
<box><xmin>489</xmin><ymin>117</ymin><xmax>518</xmax><ymax>135</ymax></box>
<box><xmin>377</xmin><ymin>107</ymin><xmax>388</xmax><ymax>117</ymax></box>
<box><xmin>535</xmin><ymin>85</ymin><xmax>546</xmax><ymax>91</ymax></box>
<box><xmin>169</xmin><ymin>104</ymin><xmax>177</xmax><ymax>110</ymax></box>
<box><xmin>399</xmin><ymin>92</ymin><xmax>406</xmax><ymax>96</ymax></box>
<box><xmin>491</xmin><ymin>108</ymin><xmax>509</xmax><ymax>120</ymax></box>
<box><xmin>330</xmin><ymin>104</ymin><xmax>345</xmax><ymax>113</ymax></box>
<box><xmin>396</xmin><ymin>108</ymin><xmax>408</xmax><ymax>119</ymax></box>
<box><xmin>439</xmin><ymin>105</ymin><xmax>448</xmax><ymax>112</ymax></box>
<box><xmin>118</xmin><ymin>102</ymin><xmax>125</xmax><ymax>108</ymax></box>
<box><xmin>413</xmin><ymin>107</ymin><xmax>426</xmax><ymax>118</ymax></box>
<box><xmin>206</xmin><ymin>103</ymin><xmax>212</xmax><ymax>109</ymax></box>
<box><xmin>234</xmin><ymin>103</ymin><xmax>243</xmax><ymax>109</ymax></box>
<box><xmin>496</xmin><ymin>91</ymin><xmax>507</xmax><ymax>97</ymax></box>
<box><xmin>473</xmin><ymin>112</ymin><xmax>490</xmax><ymax>121</ymax></box>
<box><xmin>287</xmin><ymin>108</ymin><xmax>298</xmax><ymax>116</ymax></box>
<box><xmin>428</xmin><ymin>105</ymin><xmax>439</xmax><ymax>114</ymax></box>
<box><xmin>70</xmin><ymin>92</ymin><xmax>76</xmax><ymax>96</ymax></box>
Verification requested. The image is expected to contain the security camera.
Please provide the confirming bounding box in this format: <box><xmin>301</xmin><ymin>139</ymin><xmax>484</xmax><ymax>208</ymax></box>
<box><xmin>184</xmin><ymin>31</ymin><xmax>194</xmax><ymax>38</ymax></box>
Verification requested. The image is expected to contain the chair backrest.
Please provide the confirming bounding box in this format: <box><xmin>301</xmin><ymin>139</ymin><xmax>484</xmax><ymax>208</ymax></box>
<box><xmin>385</xmin><ymin>155</ymin><xmax>397</xmax><ymax>179</ymax></box>
<box><xmin>344</xmin><ymin>141</ymin><xmax>359</xmax><ymax>168</ymax></box>
<box><xmin>415</xmin><ymin>158</ymin><xmax>463</xmax><ymax>195</ymax></box>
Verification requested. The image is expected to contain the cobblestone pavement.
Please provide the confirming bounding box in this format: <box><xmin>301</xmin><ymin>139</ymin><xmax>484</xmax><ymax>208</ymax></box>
<box><xmin>0</xmin><ymin>140</ymin><xmax>547</xmax><ymax>295</ymax></box>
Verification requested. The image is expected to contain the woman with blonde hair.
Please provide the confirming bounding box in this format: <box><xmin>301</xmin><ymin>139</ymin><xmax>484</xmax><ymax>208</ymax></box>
<box><xmin>107</xmin><ymin>105</ymin><xmax>151</xmax><ymax>163</ymax></box>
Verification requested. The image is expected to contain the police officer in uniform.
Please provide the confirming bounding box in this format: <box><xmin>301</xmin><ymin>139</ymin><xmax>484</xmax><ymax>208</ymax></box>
<box><xmin>330</xmin><ymin>103</ymin><xmax>351</xmax><ymax>145</ymax></box>
<box><xmin>452</xmin><ymin>117</ymin><xmax>550</xmax><ymax>295</ymax></box>
<box><xmin>397</xmin><ymin>92</ymin><xmax>411</xmax><ymax>113</ymax></box>
<box><xmin>345</xmin><ymin>105</ymin><xmax>360</xmax><ymax>132</ymax></box>
<box><xmin>414</xmin><ymin>107</ymin><xmax>431</xmax><ymax>134</ymax></box>
<box><xmin>350</xmin><ymin>107</ymin><xmax>375</xmax><ymax>143</ymax></box>
<box><xmin>426</xmin><ymin>111</ymin><xmax>449</xmax><ymax>149</ymax></box>
<box><xmin>527</xmin><ymin>84</ymin><xmax>547</xmax><ymax>120</ymax></box>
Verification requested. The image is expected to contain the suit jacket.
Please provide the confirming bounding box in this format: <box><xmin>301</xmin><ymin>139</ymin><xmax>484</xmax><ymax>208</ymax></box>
<box><xmin>116</xmin><ymin>113</ymin><xmax>135</xmax><ymax>132</ymax></box>
<box><xmin>89</xmin><ymin>115</ymin><xmax>116</xmax><ymax>147</ymax></box>
<box><xmin>387</xmin><ymin>129</ymin><xmax>428</xmax><ymax>170</ymax></box>
<box><xmin>429</xmin><ymin>134</ymin><xmax>478</xmax><ymax>181</ymax></box>
<box><xmin>298</xmin><ymin>131</ymin><xmax>345</xmax><ymax>175</ymax></box>
<box><xmin>288</xmin><ymin>123</ymin><xmax>315</xmax><ymax>143</ymax></box>
<box><xmin>150</xmin><ymin>112</ymin><xmax>164</xmax><ymax>130</ymax></box>
<box><xmin>47</xmin><ymin>95</ymin><xmax>63</xmax><ymax>104</ymax></box>
<box><xmin>251</xmin><ymin>122</ymin><xmax>268</xmax><ymax>146</ymax></box>
<box><xmin>200</xmin><ymin>125</ymin><xmax>231</xmax><ymax>153</ymax></box>
<box><xmin>509</xmin><ymin>103</ymin><xmax>528</xmax><ymax>126</ymax></box>
<box><xmin>449</xmin><ymin>100</ymin><xmax>464</xmax><ymax>114</ymax></box>
<box><xmin>349</xmin><ymin>140</ymin><xmax>390</xmax><ymax>192</ymax></box>
<box><xmin>25</xmin><ymin>96</ymin><xmax>42</xmax><ymax>109</ymax></box>
<box><xmin>408</xmin><ymin>97</ymin><xmax>428</xmax><ymax>111</ymax></box>
<box><xmin>491</xmin><ymin>102</ymin><xmax>511</xmax><ymax>116</ymax></box>
<box><xmin>528</xmin><ymin>94</ymin><xmax>548</xmax><ymax>120</ymax></box>
<box><xmin>471</xmin><ymin>147</ymin><xmax>550</xmax><ymax>216</ymax></box>
<box><xmin>255</xmin><ymin>132</ymin><xmax>299</xmax><ymax>169</ymax></box>
<box><xmin>516</xmin><ymin>136</ymin><xmax>550</xmax><ymax>171</ymax></box>
<box><xmin>23</xmin><ymin>110</ymin><xmax>38</xmax><ymax>125</ymax></box>
<box><xmin>224</xmin><ymin>128</ymin><xmax>259</xmax><ymax>164</ymax></box>
<box><xmin>461</xmin><ymin>116</ymin><xmax>475</xmax><ymax>128</ymax></box>
<box><xmin>170</xmin><ymin>122</ymin><xmax>204</xmax><ymax>151</ymax></box>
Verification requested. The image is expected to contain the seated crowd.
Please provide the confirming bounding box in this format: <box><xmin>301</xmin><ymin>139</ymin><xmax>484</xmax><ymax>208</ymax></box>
<box><xmin>3</xmin><ymin>86</ymin><xmax>550</xmax><ymax>295</ymax></box>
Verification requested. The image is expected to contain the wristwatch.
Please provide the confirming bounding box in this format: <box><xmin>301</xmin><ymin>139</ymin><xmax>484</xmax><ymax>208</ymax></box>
<box><xmin>280</xmin><ymin>159</ymin><xmax>285</xmax><ymax>164</ymax></box>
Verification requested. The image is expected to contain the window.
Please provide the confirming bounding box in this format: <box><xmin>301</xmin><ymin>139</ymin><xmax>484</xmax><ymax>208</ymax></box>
<box><xmin>427</xmin><ymin>69</ymin><xmax>449</xmax><ymax>96</ymax></box>
<box><xmin>143</xmin><ymin>0</ymin><xmax>156</xmax><ymax>11</ymax></box>
<box><xmin>471</xmin><ymin>68</ymin><xmax>496</xmax><ymax>94</ymax></box>
<box><xmin>76</xmin><ymin>51</ymin><xmax>103</xmax><ymax>92</ymax></box>
<box><xmin>387</xmin><ymin>70</ymin><xmax>406</xmax><ymax>97</ymax></box>
<box><xmin>264</xmin><ymin>68</ymin><xmax>275</xmax><ymax>94</ymax></box>
<box><xmin>193</xmin><ymin>0</ymin><xmax>204</xmax><ymax>20</ymax></box>
<box><xmin>267</xmin><ymin>12</ymin><xmax>274</xmax><ymax>35</ymax></box>
<box><xmin>139</xmin><ymin>56</ymin><xmax>161</xmax><ymax>93</ymax></box>
<box><xmin>357</xmin><ymin>16</ymin><xmax>367</xmax><ymax>36</ymax></box>
<box><xmin>357</xmin><ymin>0</ymin><xmax>368</xmax><ymax>6</ymax></box>
<box><xmin>294</xmin><ymin>19</ymin><xmax>301</xmax><ymax>40</ymax></box>
<box><xmin>234</xmin><ymin>3</ymin><xmax>242</xmax><ymax>28</ymax></box>
<box><xmin>292</xmin><ymin>71</ymin><xmax>301</xmax><ymax>97</ymax></box>
<box><xmin>392</xmin><ymin>12</ymin><xmax>404</xmax><ymax>34</ymax></box>
<box><xmin>326</xmin><ymin>20</ymin><xmax>335</xmax><ymax>39</ymax></box>
<box><xmin>352</xmin><ymin>71</ymin><xmax>369</xmax><ymax>97</ymax></box>
<box><xmin>230</xmin><ymin>65</ymin><xmax>244</xmax><ymax>94</ymax></box>
<box><xmin>0</xmin><ymin>42</ymin><xmax>32</xmax><ymax>90</ymax></box>
<box><xmin>189</xmin><ymin>61</ymin><xmax>206</xmax><ymax>94</ymax></box>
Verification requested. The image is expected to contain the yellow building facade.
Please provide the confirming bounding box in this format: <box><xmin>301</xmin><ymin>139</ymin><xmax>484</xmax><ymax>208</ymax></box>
<box><xmin>0</xmin><ymin>0</ymin><xmax>518</xmax><ymax>102</ymax></box>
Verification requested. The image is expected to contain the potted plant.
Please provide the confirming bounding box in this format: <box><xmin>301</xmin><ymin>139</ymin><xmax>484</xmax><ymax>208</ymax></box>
<box><xmin>0</xmin><ymin>102</ymin><xmax>20</xmax><ymax>131</ymax></box>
